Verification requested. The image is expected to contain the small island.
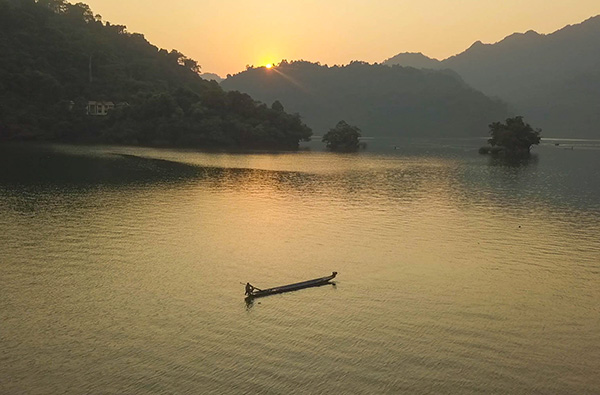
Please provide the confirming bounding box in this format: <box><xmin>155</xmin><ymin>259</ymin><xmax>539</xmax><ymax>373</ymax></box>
<box><xmin>479</xmin><ymin>116</ymin><xmax>541</xmax><ymax>156</ymax></box>
<box><xmin>322</xmin><ymin>121</ymin><xmax>362</xmax><ymax>152</ymax></box>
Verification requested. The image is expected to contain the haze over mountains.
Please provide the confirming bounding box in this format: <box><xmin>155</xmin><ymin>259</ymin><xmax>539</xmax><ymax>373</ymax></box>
<box><xmin>383</xmin><ymin>53</ymin><xmax>442</xmax><ymax>70</ymax></box>
<box><xmin>384</xmin><ymin>15</ymin><xmax>600</xmax><ymax>138</ymax></box>
<box><xmin>199</xmin><ymin>73</ymin><xmax>223</xmax><ymax>83</ymax></box>
<box><xmin>3</xmin><ymin>0</ymin><xmax>597</xmax><ymax>145</ymax></box>
<box><xmin>221</xmin><ymin>61</ymin><xmax>507</xmax><ymax>138</ymax></box>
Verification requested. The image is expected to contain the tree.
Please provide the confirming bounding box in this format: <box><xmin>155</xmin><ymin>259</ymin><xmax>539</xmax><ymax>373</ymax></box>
<box><xmin>487</xmin><ymin>116</ymin><xmax>541</xmax><ymax>155</ymax></box>
<box><xmin>38</xmin><ymin>0</ymin><xmax>67</xmax><ymax>13</ymax></box>
<box><xmin>322</xmin><ymin>120</ymin><xmax>361</xmax><ymax>152</ymax></box>
<box><xmin>271</xmin><ymin>100</ymin><xmax>284</xmax><ymax>112</ymax></box>
<box><xmin>183</xmin><ymin>58</ymin><xmax>201</xmax><ymax>74</ymax></box>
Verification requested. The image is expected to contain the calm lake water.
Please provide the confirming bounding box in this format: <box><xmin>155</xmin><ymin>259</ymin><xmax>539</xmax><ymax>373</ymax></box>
<box><xmin>1</xmin><ymin>141</ymin><xmax>599</xmax><ymax>394</ymax></box>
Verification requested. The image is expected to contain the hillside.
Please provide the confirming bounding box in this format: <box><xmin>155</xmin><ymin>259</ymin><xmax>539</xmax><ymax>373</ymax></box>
<box><xmin>199</xmin><ymin>73</ymin><xmax>224</xmax><ymax>83</ymax></box>
<box><xmin>221</xmin><ymin>61</ymin><xmax>508</xmax><ymax>138</ymax></box>
<box><xmin>0</xmin><ymin>0</ymin><xmax>311</xmax><ymax>149</ymax></box>
<box><xmin>384</xmin><ymin>16</ymin><xmax>600</xmax><ymax>137</ymax></box>
<box><xmin>382</xmin><ymin>52</ymin><xmax>441</xmax><ymax>69</ymax></box>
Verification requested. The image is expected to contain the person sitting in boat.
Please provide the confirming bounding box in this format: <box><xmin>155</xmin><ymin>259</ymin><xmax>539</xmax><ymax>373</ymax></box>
<box><xmin>245</xmin><ymin>282</ymin><xmax>259</xmax><ymax>296</ymax></box>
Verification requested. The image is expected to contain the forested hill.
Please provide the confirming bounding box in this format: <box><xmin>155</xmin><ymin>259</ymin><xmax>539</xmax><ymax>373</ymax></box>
<box><xmin>383</xmin><ymin>52</ymin><xmax>441</xmax><ymax>69</ymax></box>
<box><xmin>0</xmin><ymin>0</ymin><xmax>311</xmax><ymax>148</ymax></box>
<box><xmin>221</xmin><ymin>61</ymin><xmax>508</xmax><ymax>138</ymax></box>
<box><xmin>384</xmin><ymin>16</ymin><xmax>600</xmax><ymax>137</ymax></box>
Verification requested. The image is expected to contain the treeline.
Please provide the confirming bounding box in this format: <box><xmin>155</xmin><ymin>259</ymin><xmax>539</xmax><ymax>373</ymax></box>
<box><xmin>0</xmin><ymin>0</ymin><xmax>311</xmax><ymax>148</ymax></box>
<box><xmin>222</xmin><ymin>60</ymin><xmax>508</xmax><ymax>138</ymax></box>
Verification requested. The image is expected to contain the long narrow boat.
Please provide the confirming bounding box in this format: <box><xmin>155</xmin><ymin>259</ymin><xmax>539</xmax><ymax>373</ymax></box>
<box><xmin>245</xmin><ymin>272</ymin><xmax>337</xmax><ymax>299</ymax></box>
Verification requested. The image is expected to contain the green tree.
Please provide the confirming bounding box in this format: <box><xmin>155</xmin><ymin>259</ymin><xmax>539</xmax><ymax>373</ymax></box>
<box><xmin>183</xmin><ymin>58</ymin><xmax>201</xmax><ymax>74</ymax></box>
<box><xmin>322</xmin><ymin>120</ymin><xmax>361</xmax><ymax>152</ymax></box>
<box><xmin>487</xmin><ymin>116</ymin><xmax>541</xmax><ymax>154</ymax></box>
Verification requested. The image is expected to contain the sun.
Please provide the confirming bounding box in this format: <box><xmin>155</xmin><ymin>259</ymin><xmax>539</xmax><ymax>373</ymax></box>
<box><xmin>265</xmin><ymin>63</ymin><xmax>273</xmax><ymax>69</ymax></box>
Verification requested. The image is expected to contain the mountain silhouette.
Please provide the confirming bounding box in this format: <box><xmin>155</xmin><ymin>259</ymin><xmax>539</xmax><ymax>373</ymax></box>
<box><xmin>385</xmin><ymin>16</ymin><xmax>600</xmax><ymax>137</ymax></box>
<box><xmin>199</xmin><ymin>73</ymin><xmax>224</xmax><ymax>83</ymax></box>
<box><xmin>382</xmin><ymin>52</ymin><xmax>441</xmax><ymax>69</ymax></box>
<box><xmin>221</xmin><ymin>61</ymin><xmax>507</xmax><ymax>138</ymax></box>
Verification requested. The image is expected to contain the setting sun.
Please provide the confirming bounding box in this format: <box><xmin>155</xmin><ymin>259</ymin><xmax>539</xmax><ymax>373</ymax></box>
<box><xmin>265</xmin><ymin>63</ymin><xmax>273</xmax><ymax>69</ymax></box>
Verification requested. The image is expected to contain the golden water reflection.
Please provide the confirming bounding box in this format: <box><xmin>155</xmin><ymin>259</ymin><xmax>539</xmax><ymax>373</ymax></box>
<box><xmin>0</xmin><ymin>143</ymin><xmax>599</xmax><ymax>393</ymax></box>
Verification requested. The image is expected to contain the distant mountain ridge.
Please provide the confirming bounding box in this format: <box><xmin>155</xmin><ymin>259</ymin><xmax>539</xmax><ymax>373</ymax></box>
<box><xmin>382</xmin><ymin>52</ymin><xmax>441</xmax><ymax>69</ymax></box>
<box><xmin>200</xmin><ymin>73</ymin><xmax>223</xmax><ymax>83</ymax></box>
<box><xmin>384</xmin><ymin>15</ymin><xmax>600</xmax><ymax>137</ymax></box>
<box><xmin>221</xmin><ymin>61</ymin><xmax>507</xmax><ymax>138</ymax></box>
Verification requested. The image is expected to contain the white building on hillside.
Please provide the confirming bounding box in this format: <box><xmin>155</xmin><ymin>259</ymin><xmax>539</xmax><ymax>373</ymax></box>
<box><xmin>87</xmin><ymin>101</ymin><xmax>114</xmax><ymax>116</ymax></box>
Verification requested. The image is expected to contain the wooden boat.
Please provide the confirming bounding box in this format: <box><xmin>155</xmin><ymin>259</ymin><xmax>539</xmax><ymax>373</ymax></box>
<box><xmin>245</xmin><ymin>272</ymin><xmax>337</xmax><ymax>299</ymax></box>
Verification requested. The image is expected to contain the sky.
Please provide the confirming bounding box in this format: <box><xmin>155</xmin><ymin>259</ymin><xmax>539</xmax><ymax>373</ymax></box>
<box><xmin>84</xmin><ymin>0</ymin><xmax>600</xmax><ymax>77</ymax></box>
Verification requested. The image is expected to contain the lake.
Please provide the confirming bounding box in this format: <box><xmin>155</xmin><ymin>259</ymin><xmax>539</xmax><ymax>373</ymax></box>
<box><xmin>1</xmin><ymin>140</ymin><xmax>599</xmax><ymax>394</ymax></box>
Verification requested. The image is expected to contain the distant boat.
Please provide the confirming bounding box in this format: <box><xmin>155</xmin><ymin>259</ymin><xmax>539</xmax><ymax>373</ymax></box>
<box><xmin>245</xmin><ymin>272</ymin><xmax>337</xmax><ymax>299</ymax></box>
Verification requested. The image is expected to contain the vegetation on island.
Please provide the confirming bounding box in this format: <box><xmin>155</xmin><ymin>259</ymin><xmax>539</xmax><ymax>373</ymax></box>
<box><xmin>479</xmin><ymin>116</ymin><xmax>541</xmax><ymax>156</ymax></box>
<box><xmin>322</xmin><ymin>121</ymin><xmax>362</xmax><ymax>152</ymax></box>
<box><xmin>0</xmin><ymin>0</ymin><xmax>312</xmax><ymax>149</ymax></box>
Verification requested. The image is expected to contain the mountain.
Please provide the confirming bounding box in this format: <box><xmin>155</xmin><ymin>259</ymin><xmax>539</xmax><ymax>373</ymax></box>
<box><xmin>200</xmin><ymin>73</ymin><xmax>224</xmax><ymax>83</ymax></box>
<box><xmin>384</xmin><ymin>16</ymin><xmax>600</xmax><ymax>137</ymax></box>
<box><xmin>0</xmin><ymin>0</ymin><xmax>311</xmax><ymax>149</ymax></box>
<box><xmin>382</xmin><ymin>52</ymin><xmax>441</xmax><ymax>69</ymax></box>
<box><xmin>221</xmin><ymin>60</ymin><xmax>507</xmax><ymax>138</ymax></box>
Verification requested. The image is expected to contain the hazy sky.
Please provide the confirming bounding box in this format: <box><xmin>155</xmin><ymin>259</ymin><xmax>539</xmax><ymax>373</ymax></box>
<box><xmin>85</xmin><ymin>0</ymin><xmax>600</xmax><ymax>76</ymax></box>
